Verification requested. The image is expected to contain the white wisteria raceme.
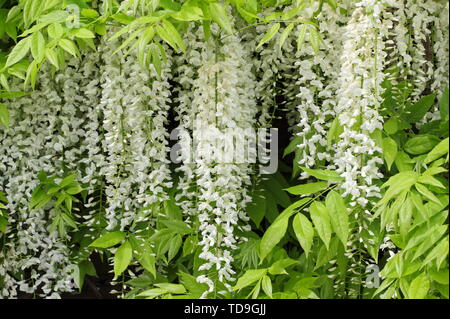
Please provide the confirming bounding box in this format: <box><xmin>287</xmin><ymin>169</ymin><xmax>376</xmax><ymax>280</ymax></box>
<box><xmin>333</xmin><ymin>4</ymin><xmax>387</xmax><ymax>208</ymax></box>
<box><xmin>282</xmin><ymin>1</ymin><xmax>351</xmax><ymax>177</ymax></box>
<box><xmin>0</xmin><ymin>68</ymin><xmax>77</xmax><ymax>298</ymax></box>
<box><xmin>99</xmin><ymin>29</ymin><xmax>172</xmax><ymax>231</ymax></box>
<box><xmin>175</xmin><ymin>24</ymin><xmax>257</xmax><ymax>297</ymax></box>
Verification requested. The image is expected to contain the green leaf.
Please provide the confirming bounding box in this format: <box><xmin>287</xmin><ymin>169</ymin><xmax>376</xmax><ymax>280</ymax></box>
<box><xmin>247</xmin><ymin>189</ymin><xmax>266</xmax><ymax>228</ymax></box>
<box><xmin>268</xmin><ymin>258</ymin><xmax>298</xmax><ymax>275</ymax></box>
<box><xmin>6</xmin><ymin>37</ymin><xmax>31</xmax><ymax>67</ymax></box>
<box><xmin>0</xmin><ymin>103</ymin><xmax>10</xmax><ymax>128</ymax></box>
<box><xmin>377</xmin><ymin>171</ymin><xmax>418</xmax><ymax>206</ymax></box>
<box><xmin>168</xmin><ymin>234</ymin><xmax>182</xmax><ymax>262</ymax></box>
<box><xmin>301</xmin><ymin>167</ymin><xmax>344</xmax><ymax>182</ymax></box>
<box><xmin>415</xmin><ymin>183</ymin><xmax>442</xmax><ymax>205</ymax></box>
<box><xmin>417</xmin><ymin>174</ymin><xmax>446</xmax><ymax>189</ymax></box>
<box><xmin>404</xmin><ymin>135</ymin><xmax>440</xmax><ymax>155</ymax></box>
<box><xmin>58</xmin><ymin>39</ymin><xmax>79</xmax><ymax>57</ymax></box>
<box><xmin>309</xmin><ymin>201</ymin><xmax>332</xmax><ymax>249</ymax></box>
<box><xmin>382</xmin><ymin>137</ymin><xmax>397</xmax><ymax>170</ymax></box>
<box><xmin>172</xmin><ymin>5</ymin><xmax>204</xmax><ymax>21</ymax></box>
<box><xmin>403</xmin><ymin>93</ymin><xmax>436</xmax><ymax>123</ymax></box>
<box><xmin>439</xmin><ymin>87</ymin><xmax>449</xmax><ymax>120</ymax></box>
<box><xmin>161</xmin><ymin>220</ymin><xmax>192</xmax><ymax>235</ymax></box>
<box><xmin>309</xmin><ymin>27</ymin><xmax>321</xmax><ymax>54</ymax></box>
<box><xmin>278</xmin><ymin>23</ymin><xmax>294</xmax><ymax>49</ymax></box>
<box><xmin>407</xmin><ymin>273</ymin><xmax>430</xmax><ymax>299</ymax></box>
<box><xmin>256</xmin><ymin>23</ymin><xmax>280</xmax><ymax>49</ymax></box>
<box><xmin>161</xmin><ymin>20</ymin><xmax>186</xmax><ymax>52</ymax></box>
<box><xmin>233</xmin><ymin>269</ymin><xmax>267</xmax><ymax>291</ymax></box>
<box><xmin>45</xmin><ymin>48</ymin><xmax>59</xmax><ymax>69</ymax></box>
<box><xmin>66</xmin><ymin>185</ymin><xmax>83</xmax><ymax>195</ymax></box>
<box><xmin>423</xmin><ymin>236</ymin><xmax>448</xmax><ymax>267</ymax></box>
<box><xmin>114</xmin><ymin>240</ymin><xmax>133</xmax><ymax>278</ymax></box>
<box><xmin>325</xmin><ymin>190</ymin><xmax>349</xmax><ymax>246</ymax></box>
<box><xmin>81</xmin><ymin>9</ymin><xmax>99</xmax><ymax>19</ymax></box>
<box><xmin>138</xmin><ymin>251</ymin><xmax>156</xmax><ymax>277</ymax></box>
<box><xmin>296</xmin><ymin>24</ymin><xmax>308</xmax><ymax>52</ymax></box>
<box><xmin>283</xmin><ymin>135</ymin><xmax>301</xmax><ymax>157</ymax></box>
<box><xmin>31</xmin><ymin>31</ymin><xmax>45</xmax><ymax>63</ymax></box>
<box><xmin>424</xmin><ymin>137</ymin><xmax>449</xmax><ymax>164</ymax></box>
<box><xmin>73</xmin><ymin>28</ymin><xmax>96</xmax><ymax>39</ymax></box>
<box><xmin>285</xmin><ymin>182</ymin><xmax>328</xmax><ymax>195</ymax></box>
<box><xmin>384</xmin><ymin>117</ymin><xmax>398</xmax><ymax>135</ymax></box>
<box><xmin>37</xmin><ymin>10</ymin><xmax>69</xmax><ymax>26</ymax></box>
<box><xmin>95</xmin><ymin>23</ymin><xmax>107</xmax><ymax>36</ymax></box>
<box><xmin>262</xmin><ymin>176</ymin><xmax>291</xmax><ymax>208</ymax></box>
<box><xmin>259</xmin><ymin>214</ymin><xmax>290</xmax><ymax>262</ymax></box>
<box><xmin>327</xmin><ymin>117</ymin><xmax>343</xmax><ymax>147</ymax></box>
<box><xmin>59</xmin><ymin>174</ymin><xmax>77</xmax><ymax>188</ymax></box>
<box><xmin>261</xmin><ymin>275</ymin><xmax>272</xmax><ymax>298</ymax></box>
<box><xmin>292</xmin><ymin>213</ymin><xmax>314</xmax><ymax>257</ymax></box>
<box><xmin>154</xmin><ymin>283</ymin><xmax>186</xmax><ymax>294</ymax></box>
<box><xmin>209</xmin><ymin>2</ymin><xmax>233</xmax><ymax>35</ymax></box>
<box><xmin>137</xmin><ymin>288</ymin><xmax>167</xmax><ymax>298</ymax></box>
<box><xmin>275</xmin><ymin>197</ymin><xmax>311</xmax><ymax>222</ymax></box>
<box><xmin>89</xmin><ymin>231</ymin><xmax>126</xmax><ymax>248</ymax></box>
<box><xmin>47</xmin><ymin>23</ymin><xmax>64</xmax><ymax>39</ymax></box>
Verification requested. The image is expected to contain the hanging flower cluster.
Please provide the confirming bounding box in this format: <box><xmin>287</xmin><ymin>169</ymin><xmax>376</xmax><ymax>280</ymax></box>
<box><xmin>99</xmin><ymin>29</ymin><xmax>172</xmax><ymax>231</ymax></box>
<box><xmin>174</xmin><ymin>24</ymin><xmax>257</xmax><ymax>297</ymax></box>
<box><xmin>0</xmin><ymin>65</ymin><xmax>82</xmax><ymax>298</ymax></box>
<box><xmin>332</xmin><ymin>3</ymin><xmax>387</xmax><ymax>208</ymax></box>
<box><xmin>280</xmin><ymin>2</ymin><xmax>351</xmax><ymax>177</ymax></box>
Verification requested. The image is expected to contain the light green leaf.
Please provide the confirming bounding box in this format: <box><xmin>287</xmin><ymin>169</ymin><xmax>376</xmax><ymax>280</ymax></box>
<box><xmin>73</xmin><ymin>28</ymin><xmax>96</xmax><ymax>39</ymax></box>
<box><xmin>6</xmin><ymin>37</ymin><xmax>31</xmax><ymax>67</ymax></box>
<box><xmin>0</xmin><ymin>103</ymin><xmax>10</xmax><ymax>128</ymax></box>
<box><xmin>292</xmin><ymin>213</ymin><xmax>314</xmax><ymax>256</ymax></box>
<box><xmin>114</xmin><ymin>240</ymin><xmax>133</xmax><ymax>278</ymax></box>
<box><xmin>309</xmin><ymin>27</ymin><xmax>321</xmax><ymax>54</ymax></box>
<box><xmin>384</xmin><ymin>117</ymin><xmax>398</xmax><ymax>135</ymax></box>
<box><xmin>285</xmin><ymin>182</ymin><xmax>328</xmax><ymax>195</ymax></box>
<box><xmin>137</xmin><ymin>288</ymin><xmax>167</xmax><ymax>298</ymax></box>
<box><xmin>31</xmin><ymin>31</ymin><xmax>45</xmax><ymax>63</ymax></box>
<box><xmin>423</xmin><ymin>236</ymin><xmax>448</xmax><ymax>267</ymax></box>
<box><xmin>278</xmin><ymin>23</ymin><xmax>294</xmax><ymax>49</ymax></box>
<box><xmin>300</xmin><ymin>167</ymin><xmax>344</xmax><ymax>182</ymax></box>
<box><xmin>407</xmin><ymin>273</ymin><xmax>430</xmax><ymax>299</ymax></box>
<box><xmin>424</xmin><ymin>137</ymin><xmax>449</xmax><ymax>164</ymax></box>
<box><xmin>172</xmin><ymin>5</ymin><xmax>204</xmax><ymax>21</ymax></box>
<box><xmin>256</xmin><ymin>23</ymin><xmax>280</xmax><ymax>49</ymax></box>
<box><xmin>261</xmin><ymin>275</ymin><xmax>272</xmax><ymax>298</ymax></box>
<box><xmin>296</xmin><ymin>24</ymin><xmax>308</xmax><ymax>52</ymax></box>
<box><xmin>415</xmin><ymin>183</ymin><xmax>442</xmax><ymax>205</ymax></box>
<box><xmin>309</xmin><ymin>201</ymin><xmax>332</xmax><ymax>249</ymax></box>
<box><xmin>161</xmin><ymin>220</ymin><xmax>192</xmax><ymax>235</ymax></box>
<box><xmin>209</xmin><ymin>2</ymin><xmax>233</xmax><ymax>35</ymax></box>
<box><xmin>161</xmin><ymin>20</ymin><xmax>186</xmax><ymax>52</ymax></box>
<box><xmin>382</xmin><ymin>137</ymin><xmax>397</xmax><ymax>170</ymax></box>
<box><xmin>89</xmin><ymin>231</ymin><xmax>126</xmax><ymax>248</ymax></box>
<box><xmin>154</xmin><ymin>283</ymin><xmax>186</xmax><ymax>294</ymax></box>
<box><xmin>283</xmin><ymin>135</ymin><xmax>301</xmax><ymax>157</ymax></box>
<box><xmin>268</xmin><ymin>258</ymin><xmax>298</xmax><ymax>275</ymax></box>
<box><xmin>327</xmin><ymin>116</ymin><xmax>343</xmax><ymax>146</ymax></box>
<box><xmin>404</xmin><ymin>135</ymin><xmax>440</xmax><ymax>155</ymax></box>
<box><xmin>260</xmin><ymin>215</ymin><xmax>290</xmax><ymax>262</ymax></box>
<box><xmin>58</xmin><ymin>39</ymin><xmax>79</xmax><ymax>57</ymax></box>
<box><xmin>233</xmin><ymin>269</ymin><xmax>267</xmax><ymax>291</ymax></box>
<box><xmin>47</xmin><ymin>23</ymin><xmax>64</xmax><ymax>39</ymax></box>
<box><xmin>325</xmin><ymin>190</ymin><xmax>349</xmax><ymax>246</ymax></box>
